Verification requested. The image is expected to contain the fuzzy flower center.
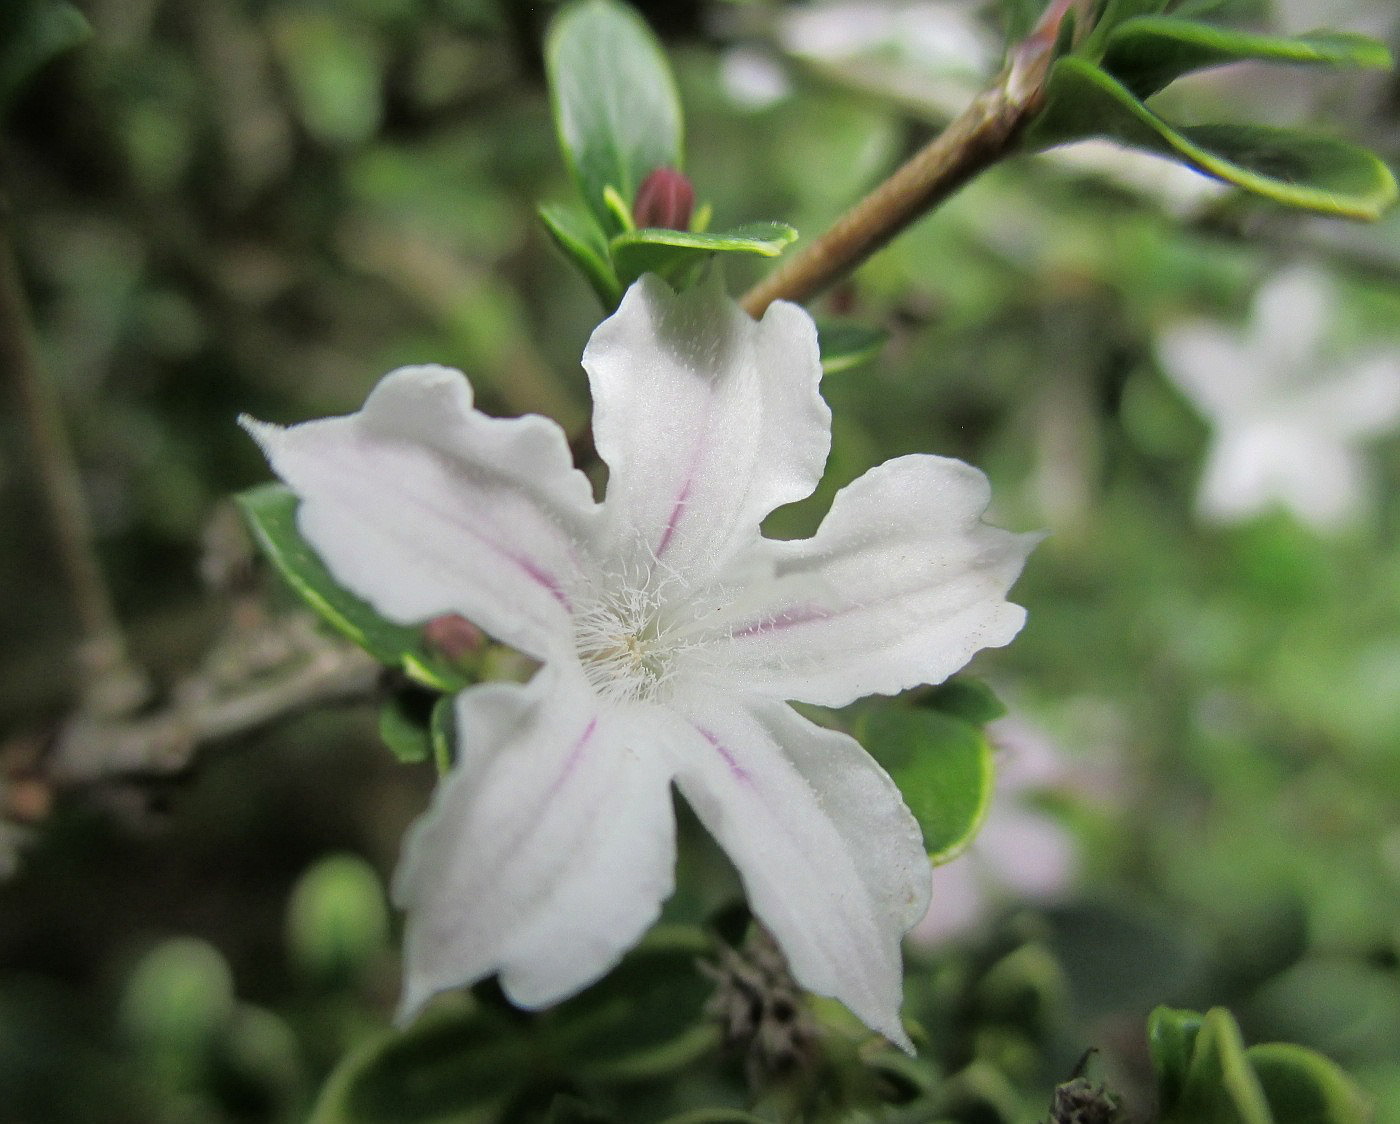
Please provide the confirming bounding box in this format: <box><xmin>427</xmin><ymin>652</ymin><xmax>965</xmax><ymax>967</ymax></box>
<box><xmin>573</xmin><ymin>581</ymin><xmax>687</xmax><ymax>705</ymax></box>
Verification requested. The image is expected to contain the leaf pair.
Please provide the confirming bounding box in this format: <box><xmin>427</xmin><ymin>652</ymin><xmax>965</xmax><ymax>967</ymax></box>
<box><xmin>1021</xmin><ymin>6</ymin><xmax>1398</xmax><ymax>219</ymax></box>
<box><xmin>541</xmin><ymin>0</ymin><xmax>797</xmax><ymax>308</ymax></box>
<box><xmin>1149</xmin><ymin>1006</ymin><xmax>1371</xmax><ymax>1123</ymax></box>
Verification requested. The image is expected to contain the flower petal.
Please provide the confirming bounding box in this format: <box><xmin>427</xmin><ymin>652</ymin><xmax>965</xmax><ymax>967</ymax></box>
<box><xmin>582</xmin><ymin>272</ymin><xmax>830</xmax><ymax>579</ymax></box>
<box><xmin>393</xmin><ymin>665</ymin><xmax>677</xmax><ymax>1020</ymax></box>
<box><xmin>243</xmin><ymin>365</ymin><xmax>597</xmax><ymax>660</ymax></box>
<box><xmin>667</xmin><ymin>691</ymin><xmax>929</xmax><ymax>1051</ymax></box>
<box><xmin>688</xmin><ymin>455</ymin><xmax>1036</xmax><ymax>708</ymax></box>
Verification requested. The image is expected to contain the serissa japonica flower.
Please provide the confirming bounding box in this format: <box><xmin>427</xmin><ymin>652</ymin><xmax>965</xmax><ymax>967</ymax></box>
<box><xmin>242</xmin><ymin>272</ymin><xmax>1035</xmax><ymax>1051</ymax></box>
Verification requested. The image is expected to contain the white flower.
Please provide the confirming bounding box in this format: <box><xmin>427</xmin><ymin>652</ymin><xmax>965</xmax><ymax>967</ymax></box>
<box><xmin>1156</xmin><ymin>266</ymin><xmax>1400</xmax><ymax>531</ymax></box>
<box><xmin>243</xmin><ymin>273</ymin><xmax>1034</xmax><ymax>1050</ymax></box>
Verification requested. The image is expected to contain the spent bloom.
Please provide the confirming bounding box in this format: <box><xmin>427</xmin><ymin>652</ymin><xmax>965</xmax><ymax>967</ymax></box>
<box><xmin>1156</xmin><ymin>265</ymin><xmax>1400</xmax><ymax>532</ymax></box>
<box><xmin>243</xmin><ymin>273</ymin><xmax>1034</xmax><ymax>1049</ymax></box>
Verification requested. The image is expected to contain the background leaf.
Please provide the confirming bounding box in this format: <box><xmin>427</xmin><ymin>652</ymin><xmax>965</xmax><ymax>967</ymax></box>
<box><xmin>816</xmin><ymin>322</ymin><xmax>889</xmax><ymax>376</ymax></box>
<box><xmin>1101</xmin><ymin>17</ymin><xmax>1392</xmax><ymax>100</ymax></box>
<box><xmin>546</xmin><ymin>0</ymin><xmax>683</xmax><ymax>236</ymax></box>
<box><xmin>0</xmin><ymin>0</ymin><xmax>89</xmax><ymax>113</ymax></box>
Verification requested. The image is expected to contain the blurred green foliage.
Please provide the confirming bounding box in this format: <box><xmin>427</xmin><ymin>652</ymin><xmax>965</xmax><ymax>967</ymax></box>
<box><xmin>2</xmin><ymin>0</ymin><xmax>1399</xmax><ymax>1121</ymax></box>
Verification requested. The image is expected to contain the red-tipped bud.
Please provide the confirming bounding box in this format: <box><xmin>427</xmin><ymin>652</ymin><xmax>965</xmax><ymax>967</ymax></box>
<box><xmin>423</xmin><ymin>613</ymin><xmax>485</xmax><ymax>664</ymax></box>
<box><xmin>633</xmin><ymin>167</ymin><xmax>695</xmax><ymax>231</ymax></box>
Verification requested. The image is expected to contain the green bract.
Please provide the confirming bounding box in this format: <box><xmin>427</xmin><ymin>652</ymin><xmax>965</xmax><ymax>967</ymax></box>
<box><xmin>1022</xmin><ymin>6</ymin><xmax>1398</xmax><ymax>220</ymax></box>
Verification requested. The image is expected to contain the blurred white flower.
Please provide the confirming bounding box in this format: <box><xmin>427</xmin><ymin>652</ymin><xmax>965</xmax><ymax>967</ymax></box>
<box><xmin>246</xmin><ymin>272</ymin><xmax>1034</xmax><ymax>1051</ymax></box>
<box><xmin>719</xmin><ymin>48</ymin><xmax>792</xmax><ymax>110</ymax></box>
<box><xmin>910</xmin><ymin>718</ymin><xmax>1078</xmax><ymax>947</ymax></box>
<box><xmin>1156</xmin><ymin>266</ymin><xmax>1400</xmax><ymax>531</ymax></box>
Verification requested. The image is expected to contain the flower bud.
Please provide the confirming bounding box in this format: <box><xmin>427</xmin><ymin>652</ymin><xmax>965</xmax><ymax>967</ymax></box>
<box><xmin>633</xmin><ymin>167</ymin><xmax>695</xmax><ymax>231</ymax></box>
<box><xmin>286</xmin><ymin>854</ymin><xmax>390</xmax><ymax>987</ymax></box>
<box><xmin>423</xmin><ymin>613</ymin><xmax>485</xmax><ymax>664</ymax></box>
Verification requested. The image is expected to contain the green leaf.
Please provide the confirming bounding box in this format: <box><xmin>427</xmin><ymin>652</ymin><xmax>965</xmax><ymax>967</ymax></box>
<box><xmin>1101</xmin><ymin>17</ymin><xmax>1392</xmax><ymax>99</ymax></box>
<box><xmin>919</xmin><ymin>676</ymin><xmax>1007</xmax><ymax>726</ymax></box>
<box><xmin>1247</xmin><ymin>1043</ymin><xmax>1372</xmax><ymax>1124</ymax></box>
<box><xmin>609</xmin><ymin>222</ymin><xmax>798</xmax><ymax>291</ymax></box>
<box><xmin>1149</xmin><ymin>1006</ymin><xmax>1207</xmax><ymax>1115</ymax></box>
<box><xmin>429</xmin><ymin>694</ymin><xmax>455</xmax><ymax>775</ymax></box>
<box><xmin>857</xmin><ymin>707</ymin><xmax>995</xmax><ymax>863</ymax></box>
<box><xmin>1175</xmin><ymin>1007</ymin><xmax>1274</xmax><ymax>1124</ymax></box>
<box><xmin>538</xmin><ymin>202</ymin><xmax>623</xmax><ymax>309</ymax></box>
<box><xmin>543</xmin><ymin>927</ymin><xmax>718</xmax><ymax>1083</ymax></box>
<box><xmin>546</xmin><ymin>0</ymin><xmax>683</xmax><ymax>236</ymax></box>
<box><xmin>0</xmin><ymin>0</ymin><xmax>89</xmax><ymax>111</ymax></box>
<box><xmin>377</xmin><ymin>692</ymin><xmax>433</xmax><ymax>765</ymax></box>
<box><xmin>1082</xmin><ymin>0</ymin><xmax>1172</xmax><ymax>55</ymax></box>
<box><xmin>236</xmin><ymin>483</ymin><xmax>468</xmax><ymax>692</ymax></box>
<box><xmin>816</xmin><ymin>321</ymin><xmax>888</xmax><ymax>376</ymax></box>
<box><xmin>308</xmin><ymin>995</ymin><xmax>527</xmax><ymax>1123</ymax></box>
<box><xmin>1023</xmin><ymin>57</ymin><xmax>1399</xmax><ymax>220</ymax></box>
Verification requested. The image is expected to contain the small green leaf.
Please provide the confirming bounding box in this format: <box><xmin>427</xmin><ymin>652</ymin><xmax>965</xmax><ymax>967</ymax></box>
<box><xmin>1247</xmin><ymin>1043</ymin><xmax>1372</xmax><ymax>1124</ymax></box>
<box><xmin>538</xmin><ymin>202</ymin><xmax>623</xmax><ymax>308</ymax></box>
<box><xmin>1102</xmin><ymin>17</ymin><xmax>1392</xmax><ymax>99</ymax></box>
<box><xmin>1024</xmin><ymin>57</ymin><xmax>1399</xmax><ymax>220</ymax></box>
<box><xmin>858</xmin><ymin>707</ymin><xmax>995</xmax><ymax>863</ymax></box>
<box><xmin>429</xmin><ymin>695</ymin><xmax>455</xmax><ymax>775</ymax></box>
<box><xmin>816</xmin><ymin>321</ymin><xmax>888</xmax><ymax>376</ymax></box>
<box><xmin>1176</xmin><ymin>1007</ymin><xmax>1274</xmax><ymax>1124</ymax></box>
<box><xmin>377</xmin><ymin>692</ymin><xmax>433</xmax><ymax>765</ymax></box>
<box><xmin>546</xmin><ymin>0</ymin><xmax>683</xmax><ymax>236</ymax></box>
<box><xmin>308</xmin><ymin>995</ymin><xmax>527</xmax><ymax>1123</ymax></box>
<box><xmin>1149</xmin><ymin>1006</ymin><xmax>1207</xmax><ymax>1115</ymax></box>
<box><xmin>919</xmin><ymin>676</ymin><xmax>1007</xmax><ymax>726</ymax></box>
<box><xmin>609</xmin><ymin>222</ymin><xmax>798</xmax><ymax>290</ymax></box>
<box><xmin>0</xmin><ymin>0</ymin><xmax>89</xmax><ymax>111</ymax></box>
<box><xmin>236</xmin><ymin>483</ymin><xmax>468</xmax><ymax>692</ymax></box>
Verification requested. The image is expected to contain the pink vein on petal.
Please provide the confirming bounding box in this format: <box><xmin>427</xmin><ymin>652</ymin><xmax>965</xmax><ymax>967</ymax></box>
<box><xmin>653</xmin><ymin>474</ymin><xmax>693</xmax><ymax>559</ymax></box>
<box><xmin>696</xmin><ymin>726</ymin><xmax>751</xmax><ymax>784</ymax></box>
<box><xmin>729</xmin><ymin>604</ymin><xmax>832</xmax><ymax>638</ymax></box>
<box><xmin>546</xmin><ymin>716</ymin><xmax>599</xmax><ymax>800</ymax></box>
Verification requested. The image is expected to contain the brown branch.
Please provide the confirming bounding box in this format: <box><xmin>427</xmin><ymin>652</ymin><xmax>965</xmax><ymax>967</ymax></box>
<box><xmin>0</xmin><ymin>192</ymin><xmax>148</xmax><ymax>714</ymax></box>
<box><xmin>45</xmin><ymin>613</ymin><xmax>381</xmax><ymax>785</ymax></box>
<box><xmin>740</xmin><ymin>0</ymin><xmax>1074</xmax><ymax>317</ymax></box>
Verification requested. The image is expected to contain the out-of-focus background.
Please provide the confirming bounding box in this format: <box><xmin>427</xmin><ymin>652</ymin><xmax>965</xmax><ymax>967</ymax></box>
<box><xmin>2</xmin><ymin>1</ymin><xmax>1399</xmax><ymax>1120</ymax></box>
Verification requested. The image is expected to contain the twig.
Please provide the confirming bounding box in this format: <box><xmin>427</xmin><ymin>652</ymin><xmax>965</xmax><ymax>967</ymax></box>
<box><xmin>0</xmin><ymin>191</ymin><xmax>148</xmax><ymax>714</ymax></box>
<box><xmin>740</xmin><ymin>0</ymin><xmax>1077</xmax><ymax>316</ymax></box>
<box><xmin>46</xmin><ymin>615</ymin><xmax>381</xmax><ymax>785</ymax></box>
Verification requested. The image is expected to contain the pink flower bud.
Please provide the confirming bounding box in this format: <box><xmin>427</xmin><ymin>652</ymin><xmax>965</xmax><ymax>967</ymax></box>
<box><xmin>423</xmin><ymin>614</ymin><xmax>484</xmax><ymax>663</ymax></box>
<box><xmin>633</xmin><ymin>167</ymin><xmax>695</xmax><ymax>231</ymax></box>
